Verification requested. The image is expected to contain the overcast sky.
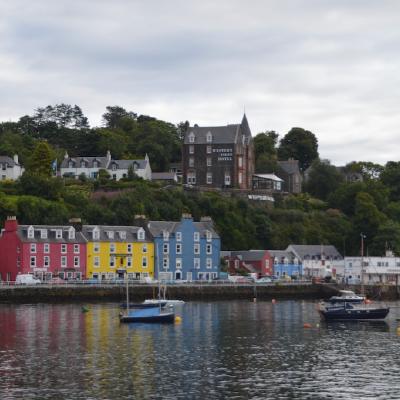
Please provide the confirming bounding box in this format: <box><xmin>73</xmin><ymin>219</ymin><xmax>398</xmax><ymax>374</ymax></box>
<box><xmin>1</xmin><ymin>0</ymin><xmax>400</xmax><ymax>165</ymax></box>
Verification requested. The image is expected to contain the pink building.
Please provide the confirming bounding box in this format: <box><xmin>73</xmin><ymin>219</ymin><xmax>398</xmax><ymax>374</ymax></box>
<box><xmin>0</xmin><ymin>217</ymin><xmax>87</xmax><ymax>282</ymax></box>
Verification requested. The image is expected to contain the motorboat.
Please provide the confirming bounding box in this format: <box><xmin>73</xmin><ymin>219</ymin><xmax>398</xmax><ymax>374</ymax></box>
<box><xmin>327</xmin><ymin>290</ymin><xmax>365</xmax><ymax>304</ymax></box>
<box><xmin>318</xmin><ymin>301</ymin><xmax>389</xmax><ymax>320</ymax></box>
<box><xmin>119</xmin><ymin>301</ymin><xmax>168</xmax><ymax>309</ymax></box>
<box><xmin>119</xmin><ymin>307</ymin><xmax>175</xmax><ymax>323</ymax></box>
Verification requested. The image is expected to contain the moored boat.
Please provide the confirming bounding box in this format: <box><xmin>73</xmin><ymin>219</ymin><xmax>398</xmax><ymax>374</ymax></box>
<box><xmin>120</xmin><ymin>301</ymin><xmax>168</xmax><ymax>309</ymax></box>
<box><xmin>120</xmin><ymin>307</ymin><xmax>175</xmax><ymax>323</ymax></box>
<box><xmin>328</xmin><ymin>290</ymin><xmax>365</xmax><ymax>304</ymax></box>
<box><xmin>318</xmin><ymin>301</ymin><xmax>389</xmax><ymax>320</ymax></box>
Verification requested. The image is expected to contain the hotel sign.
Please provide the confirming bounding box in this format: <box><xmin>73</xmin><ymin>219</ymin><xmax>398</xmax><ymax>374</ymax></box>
<box><xmin>213</xmin><ymin>148</ymin><xmax>233</xmax><ymax>161</ymax></box>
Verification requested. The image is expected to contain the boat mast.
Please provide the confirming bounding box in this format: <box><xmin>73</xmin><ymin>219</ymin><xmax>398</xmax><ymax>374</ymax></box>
<box><xmin>126</xmin><ymin>275</ymin><xmax>130</xmax><ymax>314</ymax></box>
<box><xmin>360</xmin><ymin>233</ymin><xmax>366</xmax><ymax>295</ymax></box>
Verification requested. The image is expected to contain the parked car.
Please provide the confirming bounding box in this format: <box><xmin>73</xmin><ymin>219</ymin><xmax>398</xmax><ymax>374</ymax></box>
<box><xmin>256</xmin><ymin>277</ymin><xmax>272</xmax><ymax>283</ymax></box>
<box><xmin>15</xmin><ymin>274</ymin><xmax>41</xmax><ymax>285</ymax></box>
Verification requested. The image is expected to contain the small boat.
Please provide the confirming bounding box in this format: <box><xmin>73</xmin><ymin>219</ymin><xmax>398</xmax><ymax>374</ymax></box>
<box><xmin>318</xmin><ymin>301</ymin><xmax>389</xmax><ymax>321</ymax></box>
<box><xmin>143</xmin><ymin>298</ymin><xmax>185</xmax><ymax>306</ymax></box>
<box><xmin>119</xmin><ymin>301</ymin><xmax>168</xmax><ymax>309</ymax></box>
<box><xmin>328</xmin><ymin>290</ymin><xmax>365</xmax><ymax>304</ymax></box>
<box><xmin>120</xmin><ymin>307</ymin><xmax>175</xmax><ymax>323</ymax></box>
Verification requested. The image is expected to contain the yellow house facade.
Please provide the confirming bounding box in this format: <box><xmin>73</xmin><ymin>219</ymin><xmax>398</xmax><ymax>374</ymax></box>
<box><xmin>82</xmin><ymin>225</ymin><xmax>154</xmax><ymax>281</ymax></box>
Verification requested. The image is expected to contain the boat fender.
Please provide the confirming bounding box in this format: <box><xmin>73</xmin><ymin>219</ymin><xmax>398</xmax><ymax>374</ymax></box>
<box><xmin>397</xmin><ymin>327</ymin><xmax>400</xmax><ymax>336</ymax></box>
<box><xmin>272</xmin><ymin>299</ymin><xmax>276</xmax><ymax>304</ymax></box>
<box><xmin>175</xmin><ymin>316</ymin><xmax>182</xmax><ymax>324</ymax></box>
<box><xmin>303</xmin><ymin>323</ymin><xmax>312</xmax><ymax>329</ymax></box>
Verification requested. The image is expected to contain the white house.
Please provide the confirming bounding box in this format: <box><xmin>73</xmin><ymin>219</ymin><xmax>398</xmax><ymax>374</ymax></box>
<box><xmin>60</xmin><ymin>151</ymin><xmax>151</xmax><ymax>181</ymax></box>
<box><xmin>344</xmin><ymin>251</ymin><xmax>400</xmax><ymax>285</ymax></box>
<box><xmin>287</xmin><ymin>244</ymin><xmax>344</xmax><ymax>278</ymax></box>
<box><xmin>0</xmin><ymin>155</ymin><xmax>24</xmax><ymax>180</ymax></box>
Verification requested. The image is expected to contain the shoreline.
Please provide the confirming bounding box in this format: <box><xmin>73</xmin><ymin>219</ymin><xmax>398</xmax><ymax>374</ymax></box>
<box><xmin>0</xmin><ymin>283</ymin><xmax>398</xmax><ymax>303</ymax></box>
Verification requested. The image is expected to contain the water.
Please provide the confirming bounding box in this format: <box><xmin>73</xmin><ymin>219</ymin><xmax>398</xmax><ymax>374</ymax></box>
<box><xmin>1</xmin><ymin>301</ymin><xmax>400</xmax><ymax>400</ymax></box>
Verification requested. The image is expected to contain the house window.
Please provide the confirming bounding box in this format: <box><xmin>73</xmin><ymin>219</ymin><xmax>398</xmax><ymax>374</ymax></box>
<box><xmin>189</xmin><ymin>145</ymin><xmax>194</xmax><ymax>154</ymax></box>
<box><xmin>93</xmin><ymin>161</ymin><xmax>98</xmax><ymax>168</ymax></box>
<box><xmin>110</xmin><ymin>256</ymin><xmax>115</xmax><ymax>267</ymax></box>
<box><xmin>119</xmin><ymin>231</ymin><xmax>126</xmax><ymax>240</ymax></box>
<box><xmin>68</xmin><ymin>228</ymin><xmax>75</xmax><ymax>240</ymax></box>
<box><xmin>194</xmin><ymin>232</ymin><xmax>200</xmax><ymax>242</ymax></box>
<box><xmin>206</xmin><ymin>132</ymin><xmax>212</xmax><ymax>143</ymax></box>
<box><xmin>40</xmin><ymin>229</ymin><xmax>47</xmax><ymax>239</ymax></box>
<box><xmin>61</xmin><ymin>256</ymin><xmax>67</xmax><ymax>268</ymax></box>
<box><xmin>94</xmin><ymin>257</ymin><xmax>100</xmax><ymax>267</ymax></box>
<box><xmin>224</xmin><ymin>173</ymin><xmax>231</xmax><ymax>186</ymax></box>
<box><xmin>56</xmin><ymin>230</ymin><xmax>62</xmax><ymax>239</ymax></box>
<box><xmin>112</xmin><ymin>164</ymin><xmax>117</xmax><ymax>171</ymax></box>
<box><xmin>127</xmin><ymin>257</ymin><xmax>132</xmax><ymax>267</ymax></box>
<box><xmin>127</xmin><ymin>243</ymin><xmax>132</xmax><ymax>253</ymax></box>
<box><xmin>163</xmin><ymin>257</ymin><xmax>169</xmax><ymax>269</ymax></box>
<box><xmin>74</xmin><ymin>244</ymin><xmax>80</xmax><ymax>254</ymax></box>
<box><xmin>176</xmin><ymin>258</ymin><xmax>182</xmax><ymax>269</ymax></box>
<box><xmin>206</xmin><ymin>145</ymin><xmax>212</xmax><ymax>154</ymax></box>
<box><xmin>206</xmin><ymin>173</ymin><xmax>212</xmax><ymax>184</ymax></box>
<box><xmin>176</xmin><ymin>232</ymin><xmax>182</xmax><ymax>241</ymax></box>
<box><xmin>30</xmin><ymin>256</ymin><xmax>36</xmax><ymax>267</ymax></box>
<box><xmin>207</xmin><ymin>157</ymin><xmax>212</xmax><ymax>167</ymax></box>
<box><xmin>206</xmin><ymin>258</ymin><xmax>212</xmax><ymax>269</ymax></box>
<box><xmin>265</xmin><ymin>260</ymin><xmax>269</xmax><ymax>268</ymax></box>
<box><xmin>44</xmin><ymin>243</ymin><xmax>50</xmax><ymax>254</ymax></box>
<box><xmin>68</xmin><ymin>161</ymin><xmax>73</xmax><ymax>168</ymax></box>
<box><xmin>142</xmin><ymin>244</ymin><xmax>147</xmax><ymax>253</ymax></box>
<box><xmin>238</xmin><ymin>157</ymin><xmax>243</xmax><ymax>168</ymax></box>
<box><xmin>163</xmin><ymin>243</ymin><xmax>169</xmax><ymax>254</ymax></box>
<box><xmin>176</xmin><ymin>243</ymin><xmax>182</xmax><ymax>254</ymax></box>
<box><xmin>80</xmin><ymin>161</ymin><xmax>86</xmax><ymax>168</ymax></box>
<box><xmin>206</xmin><ymin>244</ymin><xmax>212</xmax><ymax>255</ymax></box>
<box><xmin>61</xmin><ymin>244</ymin><xmax>67</xmax><ymax>254</ymax></box>
<box><xmin>142</xmin><ymin>257</ymin><xmax>148</xmax><ymax>268</ymax></box>
<box><xmin>27</xmin><ymin>227</ymin><xmax>34</xmax><ymax>239</ymax></box>
<box><xmin>194</xmin><ymin>258</ymin><xmax>200</xmax><ymax>269</ymax></box>
<box><xmin>30</xmin><ymin>244</ymin><xmax>36</xmax><ymax>253</ymax></box>
<box><xmin>238</xmin><ymin>172</ymin><xmax>243</xmax><ymax>185</ymax></box>
<box><xmin>187</xmin><ymin>172</ymin><xmax>196</xmax><ymax>185</ymax></box>
<box><xmin>194</xmin><ymin>243</ymin><xmax>200</xmax><ymax>255</ymax></box>
<box><xmin>138</xmin><ymin>229</ymin><xmax>145</xmax><ymax>240</ymax></box>
<box><xmin>44</xmin><ymin>256</ymin><xmax>50</xmax><ymax>268</ymax></box>
<box><xmin>189</xmin><ymin>132</ymin><xmax>195</xmax><ymax>143</ymax></box>
<box><xmin>206</xmin><ymin>231</ymin><xmax>212</xmax><ymax>242</ymax></box>
<box><xmin>189</xmin><ymin>157</ymin><xmax>194</xmax><ymax>167</ymax></box>
<box><xmin>163</xmin><ymin>231</ymin><xmax>170</xmax><ymax>241</ymax></box>
<box><xmin>93</xmin><ymin>230</ymin><xmax>100</xmax><ymax>240</ymax></box>
<box><xmin>74</xmin><ymin>256</ymin><xmax>80</xmax><ymax>267</ymax></box>
<box><xmin>93</xmin><ymin>243</ymin><xmax>100</xmax><ymax>253</ymax></box>
<box><xmin>110</xmin><ymin>243</ymin><xmax>116</xmax><ymax>253</ymax></box>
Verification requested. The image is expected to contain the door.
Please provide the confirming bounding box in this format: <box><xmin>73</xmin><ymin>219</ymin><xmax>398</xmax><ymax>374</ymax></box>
<box><xmin>175</xmin><ymin>271</ymin><xmax>182</xmax><ymax>280</ymax></box>
<box><xmin>186</xmin><ymin>272</ymin><xmax>192</xmax><ymax>282</ymax></box>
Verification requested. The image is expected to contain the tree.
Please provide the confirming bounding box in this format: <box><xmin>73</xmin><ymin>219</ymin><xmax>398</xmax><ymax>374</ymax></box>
<box><xmin>304</xmin><ymin>160</ymin><xmax>344</xmax><ymax>201</ymax></box>
<box><xmin>370</xmin><ymin>221</ymin><xmax>400</xmax><ymax>256</ymax></box>
<box><xmin>254</xmin><ymin>131</ymin><xmax>279</xmax><ymax>173</ymax></box>
<box><xmin>102</xmin><ymin>106</ymin><xmax>137</xmax><ymax>129</ymax></box>
<box><xmin>27</xmin><ymin>141</ymin><xmax>54</xmax><ymax>176</ymax></box>
<box><xmin>380</xmin><ymin>161</ymin><xmax>400</xmax><ymax>201</ymax></box>
<box><xmin>278</xmin><ymin>127</ymin><xmax>319</xmax><ymax>172</ymax></box>
<box><xmin>33</xmin><ymin>104</ymin><xmax>89</xmax><ymax>129</ymax></box>
<box><xmin>344</xmin><ymin>161</ymin><xmax>383</xmax><ymax>180</ymax></box>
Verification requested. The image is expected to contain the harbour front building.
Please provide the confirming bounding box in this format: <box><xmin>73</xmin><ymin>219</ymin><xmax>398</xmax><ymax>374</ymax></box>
<box><xmin>0</xmin><ymin>217</ymin><xmax>87</xmax><ymax>282</ymax></box>
<box><xmin>82</xmin><ymin>225</ymin><xmax>154</xmax><ymax>281</ymax></box>
<box><xmin>148</xmin><ymin>214</ymin><xmax>221</xmax><ymax>281</ymax></box>
<box><xmin>268</xmin><ymin>250</ymin><xmax>302</xmax><ymax>279</ymax></box>
<box><xmin>182</xmin><ymin>114</ymin><xmax>254</xmax><ymax>189</ymax></box>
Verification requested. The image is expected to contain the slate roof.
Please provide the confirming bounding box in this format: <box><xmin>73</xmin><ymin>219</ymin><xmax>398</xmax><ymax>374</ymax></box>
<box><xmin>253</xmin><ymin>174</ymin><xmax>283</xmax><ymax>182</ymax></box>
<box><xmin>184</xmin><ymin>114</ymin><xmax>252</xmax><ymax>145</ymax></box>
<box><xmin>18</xmin><ymin>225</ymin><xmax>87</xmax><ymax>243</ymax></box>
<box><xmin>0</xmin><ymin>156</ymin><xmax>19</xmax><ymax>167</ymax></box>
<box><xmin>230</xmin><ymin>250</ymin><xmax>267</xmax><ymax>261</ymax></box>
<box><xmin>268</xmin><ymin>250</ymin><xmax>297</xmax><ymax>262</ymax></box>
<box><xmin>60</xmin><ymin>156</ymin><xmax>109</xmax><ymax>168</ymax></box>
<box><xmin>81</xmin><ymin>225</ymin><xmax>150</xmax><ymax>242</ymax></box>
<box><xmin>277</xmin><ymin>160</ymin><xmax>301</xmax><ymax>175</ymax></box>
<box><xmin>148</xmin><ymin>220</ymin><xmax>219</xmax><ymax>238</ymax></box>
<box><xmin>287</xmin><ymin>244</ymin><xmax>343</xmax><ymax>260</ymax></box>
<box><xmin>109</xmin><ymin>159</ymin><xmax>148</xmax><ymax>170</ymax></box>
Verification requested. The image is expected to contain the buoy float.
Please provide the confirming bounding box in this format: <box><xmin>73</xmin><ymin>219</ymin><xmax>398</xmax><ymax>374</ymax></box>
<box><xmin>364</xmin><ymin>299</ymin><xmax>372</xmax><ymax>304</ymax></box>
<box><xmin>396</xmin><ymin>327</ymin><xmax>400</xmax><ymax>336</ymax></box>
<box><xmin>272</xmin><ymin>299</ymin><xmax>276</xmax><ymax>304</ymax></box>
<box><xmin>175</xmin><ymin>316</ymin><xmax>182</xmax><ymax>324</ymax></box>
<box><xmin>303</xmin><ymin>323</ymin><xmax>312</xmax><ymax>329</ymax></box>
<box><xmin>253</xmin><ymin>297</ymin><xmax>257</xmax><ymax>303</ymax></box>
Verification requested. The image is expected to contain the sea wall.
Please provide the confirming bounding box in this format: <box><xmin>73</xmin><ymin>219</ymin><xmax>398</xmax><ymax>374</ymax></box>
<box><xmin>0</xmin><ymin>283</ymin><xmax>340</xmax><ymax>303</ymax></box>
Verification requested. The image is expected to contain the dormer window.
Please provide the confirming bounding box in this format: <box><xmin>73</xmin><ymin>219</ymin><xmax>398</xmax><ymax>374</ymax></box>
<box><xmin>27</xmin><ymin>226</ymin><xmax>34</xmax><ymax>239</ymax></box>
<box><xmin>68</xmin><ymin>161</ymin><xmax>73</xmax><ymax>168</ymax></box>
<box><xmin>194</xmin><ymin>232</ymin><xmax>200</xmax><ymax>242</ymax></box>
<box><xmin>206</xmin><ymin>230</ymin><xmax>212</xmax><ymax>242</ymax></box>
<box><xmin>119</xmin><ymin>231</ymin><xmax>126</xmax><ymax>240</ymax></box>
<box><xmin>93</xmin><ymin>161</ymin><xmax>98</xmax><ymax>168</ymax></box>
<box><xmin>176</xmin><ymin>232</ymin><xmax>182</xmax><ymax>241</ymax></box>
<box><xmin>56</xmin><ymin>230</ymin><xmax>62</xmax><ymax>239</ymax></box>
<box><xmin>68</xmin><ymin>227</ymin><xmax>75</xmax><ymax>240</ymax></box>
<box><xmin>93</xmin><ymin>228</ymin><xmax>100</xmax><ymax>240</ymax></box>
<box><xmin>107</xmin><ymin>231</ymin><xmax>114</xmax><ymax>239</ymax></box>
<box><xmin>189</xmin><ymin>132</ymin><xmax>195</xmax><ymax>143</ymax></box>
<box><xmin>206</xmin><ymin>132</ymin><xmax>212</xmax><ymax>143</ymax></box>
<box><xmin>40</xmin><ymin>229</ymin><xmax>48</xmax><ymax>239</ymax></box>
<box><xmin>80</xmin><ymin>161</ymin><xmax>86</xmax><ymax>168</ymax></box>
<box><xmin>112</xmin><ymin>164</ymin><xmax>117</xmax><ymax>171</ymax></box>
<box><xmin>163</xmin><ymin>230</ymin><xmax>169</xmax><ymax>241</ymax></box>
<box><xmin>137</xmin><ymin>228</ymin><xmax>145</xmax><ymax>240</ymax></box>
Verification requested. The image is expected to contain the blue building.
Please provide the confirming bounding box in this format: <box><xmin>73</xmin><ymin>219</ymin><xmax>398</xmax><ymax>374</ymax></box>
<box><xmin>268</xmin><ymin>250</ymin><xmax>303</xmax><ymax>278</ymax></box>
<box><xmin>148</xmin><ymin>214</ymin><xmax>221</xmax><ymax>281</ymax></box>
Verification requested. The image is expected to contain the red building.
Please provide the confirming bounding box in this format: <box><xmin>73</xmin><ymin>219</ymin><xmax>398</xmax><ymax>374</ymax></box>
<box><xmin>226</xmin><ymin>250</ymin><xmax>273</xmax><ymax>277</ymax></box>
<box><xmin>0</xmin><ymin>217</ymin><xmax>87</xmax><ymax>282</ymax></box>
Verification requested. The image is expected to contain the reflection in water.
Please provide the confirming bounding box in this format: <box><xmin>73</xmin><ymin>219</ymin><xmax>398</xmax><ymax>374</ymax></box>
<box><xmin>1</xmin><ymin>301</ymin><xmax>400</xmax><ymax>399</ymax></box>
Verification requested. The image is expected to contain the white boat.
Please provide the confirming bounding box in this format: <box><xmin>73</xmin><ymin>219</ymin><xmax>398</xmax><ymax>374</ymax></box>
<box><xmin>144</xmin><ymin>298</ymin><xmax>185</xmax><ymax>305</ymax></box>
<box><xmin>328</xmin><ymin>290</ymin><xmax>365</xmax><ymax>304</ymax></box>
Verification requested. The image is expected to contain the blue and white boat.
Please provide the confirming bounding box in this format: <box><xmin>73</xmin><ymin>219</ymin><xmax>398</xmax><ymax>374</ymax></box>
<box><xmin>327</xmin><ymin>290</ymin><xmax>365</xmax><ymax>304</ymax></box>
<box><xmin>120</xmin><ymin>307</ymin><xmax>175</xmax><ymax>323</ymax></box>
<box><xmin>318</xmin><ymin>301</ymin><xmax>389</xmax><ymax>320</ymax></box>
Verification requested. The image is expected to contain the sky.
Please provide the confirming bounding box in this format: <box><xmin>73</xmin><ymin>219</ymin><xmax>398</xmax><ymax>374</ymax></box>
<box><xmin>1</xmin><ymin>0</ymin><xmax>400</xmax><ymax>165</ymax></box>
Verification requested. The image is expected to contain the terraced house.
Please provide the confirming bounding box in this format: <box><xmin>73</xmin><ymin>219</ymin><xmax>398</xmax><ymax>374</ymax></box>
<box><xmin>82</xmin><ymin>225</ymin><xmax>154</xmax><ymax>281</ymax></box>
<box><xmin>148</xmin><ymin>214</ymin><xmax>221</xmax><ymax>281</ymax></box>
<box><xmin>0</xmin><ymin>217</ymin><xmax>87</xmax><ymax>282</ymax></box>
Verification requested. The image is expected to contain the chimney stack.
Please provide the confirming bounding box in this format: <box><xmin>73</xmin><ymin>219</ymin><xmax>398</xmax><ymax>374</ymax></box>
<box><xmin>13</xmin><ymin>154</ymin><xmax>18</xmax><ymax>164</ymax></box>
<box><xmin>4</xmin><ymin>216</ymin><xmax>18</xmax><ymax>232</ymax></box>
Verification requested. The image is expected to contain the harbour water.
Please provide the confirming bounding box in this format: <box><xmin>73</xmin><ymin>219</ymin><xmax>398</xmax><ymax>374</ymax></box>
<box><xmin>1</xmin><ymin>300</ymin><xmax>400</xmax><ymax>399</ymax></box>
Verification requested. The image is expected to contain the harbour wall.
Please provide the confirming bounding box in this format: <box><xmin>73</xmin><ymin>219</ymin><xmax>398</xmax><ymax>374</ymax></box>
<box><xmin>0</xmin><ymin>283</ymin><xmax>341</xmax><ymax>303</ymax></box>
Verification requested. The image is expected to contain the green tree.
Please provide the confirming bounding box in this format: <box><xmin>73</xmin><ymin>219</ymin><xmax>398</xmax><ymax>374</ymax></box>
<box><xmin>380</xmin><ymin>161</ymin><xmax>400</xmax><ymax>201</ymax></box>
<box><xmin>370</xmin><ymin>221</ymin><xmax>400</xmax><ymax>256</ymax></box>
<box><xmin>278</xmin><ymin>127</ymin><xmax>319</xmax><ymax>171</ymax></box>
<box><xmin>27</xmin><ymin>141</ymin><xmax>54</xmax><ymax>176</ymax></box>
<box><xmin>304</xmin><ymin>160</ymin><xmax>344</xmax><ymax>200</ymax></box>
<box><xmin>254</xmin><ymin>131</ymin><xmax>278</xmax><ymax>173</ymax></box>
<box><xmin>102</xmin><ymin>106</ymin><xmax>137</xmax><ymax>129</ymax></box>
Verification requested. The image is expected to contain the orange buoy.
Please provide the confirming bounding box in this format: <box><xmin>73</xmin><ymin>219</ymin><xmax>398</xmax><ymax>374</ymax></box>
<box><xmin>272</xmin><ymin>299</ymin><xmax>276</xmax><ymax>304</ymax></box>
<box><xmin>365</xmin><ymin>299</ymin><xmax>372</xmax><ymax>304</ymax></box>
<box><xmin>303</xmin><ymin>323</ymin><xmax>312</xmax><ymax>329</ymax></box>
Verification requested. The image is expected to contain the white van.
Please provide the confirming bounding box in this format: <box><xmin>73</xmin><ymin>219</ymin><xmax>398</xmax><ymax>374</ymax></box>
<box><xmin>15</xmin><ymin>274</ymin><xmax>41</xmax><ymax>285</ymax></box>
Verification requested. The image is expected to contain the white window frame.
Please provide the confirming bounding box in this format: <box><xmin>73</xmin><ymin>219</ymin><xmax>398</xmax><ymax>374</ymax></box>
<box><xmin>142</xmin><ymin>244</ymin><xmax>147</xmax><ymax>253</ymax></box>
<box><xmin>206</xmin><ymin>132</ymin><xmax>212</xmax><ymax>143</ymax></box>
<box><xmin>74</xmin><ymin>244</ymin><xmax>80</xmax><ymax>254</ymax></box>
<box><xmin>127</xmin><ymin>243</ymin><xmax>132</xmax><ymax>253</ymax></box>
<box><xmin>189</xmin><ymin>157</ymin><xmax>194</xmax><ymax>167</ymax></box>
<box><xmin>40</xmin><ymin>229</ymin><xmax>47</xmax><ymax>239</ymax></box>
<box><xmin>189</xmin><ymin>132</ymin><xmax>195</xmax><ymax>143</ymax></box>
<box><xmin>110</xmin><ymin>243</ymin><xmax>116</xmax><ymax>253</ymax></box>
<box><xmin>206</xmin><ymin>172</ymin><xmax>212</xmax><ymax>184</ymax></box>
<box><xmin>27</xmin><ymin>227</ymin><xmax>34</xmax><ymax>239</ymax></box>
<box><xmin>194</xmin><ymin>232</ymin><xmax>200</xmax><ymax>242</ymax></box>
<box><xmin>119</xmin><ymin>231</ymin><xmax>126</xmax><ymax>240</ymax></box>
<box><xmin>107</xmin><ymin>231</ymin><xmax>114</xmax><ymax>239</ymax></box>
<box><xmin>74</xmin><ymin>256</ymin><xmax>80</xmax><ymax>268</ymax></box>
<box><xmin>56</xmin><ymin>230</ymin><xmax>62</xmax><ymax>239</ymax></box>
<box><xmin>206</xmin><ymin>231</ymin><xmax>212</xmax><ymax>242</ymax></box>
<box><xmin>93</xmin><ymin>243</ymin><xmax>100</xmax><ymax>253</ymax></box>
<box><xmin>127</xmin><ymin>257</ymin><xmax>132</xmax><ymax>267</ymax></box>
<box><xmin>176</xmin><ymin>258</ymin><xmax>182</xmax><ymax>269</ymax></box>
<box><xmin>189</xmin><ymin>145</ymin><xmax>194</xmax><ymax>154</ymax></box>
<box><xmin>163</xmin><ymin>243</ymin><xmax>169</xmax><ymax>254</ymax></box>
<box><xmin>206</xmin><ymin>258</ymin><xmax>212</xmax><ymax>269</ymax></box>
<box><xmin>44</xmin><ymin>256</ymin><xmax>50</xmax><ymax>268</ymax></box>
<box><xmin>138</xmin><ymin>228</ymin><xmax>145</xmax><ymax>240</ymax></box>
<box><xmin>93</xmin><ymin>229</ymin><xmax>100</xmax><ymax>240</ymax></box>
<box><xmin>224</xmin><ymin>173</ymin><xmax>231</xmax><ymax>186</ymax></box>
<box><xmin>61</xmin><ymin>256</ymin><xmax>67</xmax><ymax>268</ymax></box>
<box><xmin>176</xmin><ymin>243</ymin><xmax>182</xmax><ymax>254</ymax></box>
<box><xmin>110</xmin><ymin>256</ymin><xmax>115</xmax><ymax>268</ymax></box>
<box><xmin>94</xmin><ymin>256</ymin><xmax>100</xmax><ymax>268</ymax></box>
<box><xmin>30</xmin><ymin>243</ymin><xmax>36</xmax><ymax>253</ymax></box>
<box><xmin>44</xmin><ymin>243</ymin><xmax>50</xmax><ymax>254</ymax></box>
<box><xmin>194</xmin><ymin>243</ymin><xmax>200</xmax><ymax>255</ymax></box>
<box><xmin>142</xmin><ymin>257</ymin><xmax>148</xmax><ymax>268</ymax></box>
<box><xmin>207</xmin><ymin>157</ymin><xmax>212</xmax><ymax>167</ymax></box>
<box><xmin>206</xmin><ymin>244</ymin><xmax>212</xmax><ymax>255</ymax></box>
<box><xmin>68</xmin><ymin>228</ymin><xmax>75</xmax><ymax>240</ymax></box>
<box><xmin>163</xmin><ymin>231</ymin><xmax>170</xmax><ymax>241</ymax></box>
<box><xmin>176</xmin><ymin>232</ymin><xmax>182</xmax><ymax>241</ymax></box>
<box><xmin>61</xmin><ymin>244</ymin><xmax>67</xmax><ymax>254</ymax></box>
<box><xmin>206</xmin><ymin>145</ymin><xmax>212</xmax><ymax>154</ymax></box>
<box><xmin>163</xmin><ymin>257</ymin><xmax>169</xmax><ymax>269</ymax></box>
<box><xmin>194</xmin><ymin>258</ymin><xmax>200</xmax><ymax>269</ymax></box>
<box><xmin>30</xmin><ymin>256</ymin><xmax>36</xmax><ymax>267</ymax></box>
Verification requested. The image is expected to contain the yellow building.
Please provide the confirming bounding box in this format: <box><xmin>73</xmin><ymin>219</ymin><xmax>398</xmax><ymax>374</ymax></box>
<box><xmin>82</xmin><ymin>225</ymin><xmax>154</xmax><ymax>281</ymax></box>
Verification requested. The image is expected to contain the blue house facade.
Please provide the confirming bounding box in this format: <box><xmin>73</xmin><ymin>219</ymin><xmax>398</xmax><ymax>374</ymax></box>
<box><xmin>268</xmin><ymin>250</ymin><xmax>303</xmax><ymax>278</ymax></box>
<box><xmin>148</xmin><ymin>214</ymin><xmax>221</xmax><ymax>281</ymax></box>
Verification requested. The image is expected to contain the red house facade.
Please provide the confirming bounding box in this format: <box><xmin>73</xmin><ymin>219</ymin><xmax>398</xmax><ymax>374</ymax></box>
<box><xmin>226</xmin><ymin>250</ymin><xmax>273</xmax><ymax>277</ymax></box>
<box><xmin>0</xmin><ymin>217</ymin><xmax>87</xmax><ymax>282</ymax></box>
